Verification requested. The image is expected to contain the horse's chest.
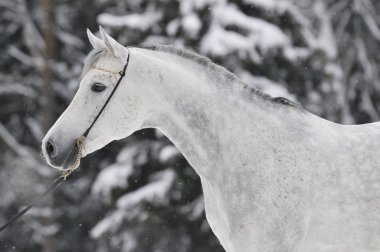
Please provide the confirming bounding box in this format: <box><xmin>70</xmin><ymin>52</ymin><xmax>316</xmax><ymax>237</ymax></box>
<box><xmin>201</xmin><ymin>179</ymin><xmax>256</xmax><ymax>251</ymax></box>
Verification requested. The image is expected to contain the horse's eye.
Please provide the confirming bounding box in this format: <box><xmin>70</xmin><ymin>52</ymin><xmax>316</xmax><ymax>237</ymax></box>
<box><xmin>91</xmin><ymin>83</ymin><xmax>106</xmax><ymax>92</ymax></box>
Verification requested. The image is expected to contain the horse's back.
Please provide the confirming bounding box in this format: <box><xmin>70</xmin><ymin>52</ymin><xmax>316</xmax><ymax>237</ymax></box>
<box><xmin>302</xmin><ymin>121</ymin><xmax>380</xmax><ymax>251</ymax></box>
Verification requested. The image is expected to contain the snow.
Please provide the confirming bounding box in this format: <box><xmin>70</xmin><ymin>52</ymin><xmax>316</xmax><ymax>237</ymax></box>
<box><xmin>179</xmin><ymin>0</ymin><xmax>213</xmax><ymax>15</ymax></box>
<box><xmin>117</xmin><ymin>170</ymin><xmax>176</xmax><ymax>209</ymax></box>
<box><xmin>56</xmin><ymin>29</ymin><xmax>85</xmax><ymax>48</ymax></box>
<box><xmin>354</xmin><ymin>0</ymin><xmax>380</xmax><ymax>41</ymax></box>
<box><xmin>312</xmin><ymin>2</ymin><xmax>337</xmax><ymax>59</ymax></box>
<box><xmin>166</xmin><ymin>19</ymin><xmax>180</xmax><ymax>36</ymax></box>
<box><xmin>26</xmin><ymin>117</ymin><xmax>44</xmax><ymax>142</ymax></box>
<box><xmin>201</xmin><ymin>3</ymin><xmax>290</xmax><ymax>57</ymax></box>
<box><xmin>158</xmin><ymin>145</ymin><xmax>180</xmax><ymax>163</ymax></box>
<box><xmin>283</xmin><ymin>47</ymin><xmax>311</xmax><ymax>62</ymax></box>
<box><xmin>360</xmin><ymin>90</ymin><xmax>380</xmax><ymax>120</ymax></box>
<box><xmin>98</xmin><ymin>12</ymin><xmax>162</xmax><ymax>31</ymax></box>
<box><xmin>182</xmin><ymin>13</ymin><xmax>202</xmax><ymax>38</ymax></box>
<box><xmin>0</xmin><ymin>83</ymin><xmax>37</xmax><ymax>99</ymax></box>
<box><xmin>243</xmin><ymin>0</ymin><xmax>288</xmax><ymax>13</ymax></box>
<box><xmin>8</xmin><ymin>45</ymin><xmax>41</xmax><ymax>67</ymax></box>
<box><xmin>201</xmin><ymin>24</ymin><xmax>251</xmax><ymax>56</ymax></box>
<box><xmin>0</xmin><ymin>122</ymin><xmax>41</xmax><ymax>169</ymax></box>
<box><xmin>180</xmin><ymin>195</ymin><xmax>205</xmax><ymax>220</ymax></box>
<box><xmin>91</xmin><ymin>170</ymin><xmax>176</xmax><ymax>239</ymax></box>
<box><xmin>324</xmin><ymin>63</ymin><xmax>343</xmax><ymax>79</ymax></box>
<box><xmin>90</xmin><ymin>211</ymin><xmax>124</xmax><ymax>239</ymax></box>
<box><xmin>91</xmin><ymin>145</ymin><xmax>141</xmax><ymax>201</ymax></box>
<box><xmin>91</xmin><ymin>163</ymin><xmax>133</xmax><ymax>200</ymax></box>
<box><xmin>363</xmin><ymin>15</ymin><xmax>380</xmax><ymax>41</ymax></box>
<box><xmin>237</xmin><ymin>70</ymin><xmax>297</xmax><ymax>101</ymax></box>
<box><xmin>144</xmin><ymin>35</ymin><xmax>174</xmax><ymax>45</ymax></box>
<box><xmin>30</xmin><ymin>222</ymin><xmax>60</xmax><ymax>236</ymax></box>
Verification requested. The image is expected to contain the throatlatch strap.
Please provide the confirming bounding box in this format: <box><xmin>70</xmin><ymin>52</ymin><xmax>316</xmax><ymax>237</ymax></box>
<box><xmin>83</xmin><ymin>53</ymin><xmax>130</xmax><ymax>138</ymax></box>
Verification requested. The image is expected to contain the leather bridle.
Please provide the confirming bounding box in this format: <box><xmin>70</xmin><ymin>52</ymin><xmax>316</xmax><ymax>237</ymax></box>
<box><xmin>0</xmin><ymin>51</ymin><xmax>131</xmax><ymax>234</ymax></box>
<box><xmin>83</xmin><ymin>51</ymin><xmax>130</xmax><ymax>138</ymax></box>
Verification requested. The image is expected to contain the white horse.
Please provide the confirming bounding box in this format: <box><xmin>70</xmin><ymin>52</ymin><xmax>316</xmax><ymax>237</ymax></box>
<box><xmin>42</xmin><ymin>27</ymin><xmax>380</xmax><ymax>252</ymax></box>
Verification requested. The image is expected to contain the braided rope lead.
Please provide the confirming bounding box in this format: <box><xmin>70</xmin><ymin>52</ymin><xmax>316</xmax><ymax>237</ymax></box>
<box><xmin>0</xmin><ymin>136</ymin><xmax>85</xmax><ymax>233</ymax></box>
<box><xmin>0</xmin><ymin>137</ymin><xmax>85</xmax><ymax>233</ymax></box>
<box><xmin>62</xmin><ymin>136</ymin><xmax>85</xmax><ymax>180</ymax></box>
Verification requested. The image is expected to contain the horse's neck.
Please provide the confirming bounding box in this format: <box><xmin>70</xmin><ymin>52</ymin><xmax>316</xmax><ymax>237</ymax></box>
<box><xmin>138</xmin><ymin>49</ymin><xmax>306</xmax><ymax>179</ymax></box>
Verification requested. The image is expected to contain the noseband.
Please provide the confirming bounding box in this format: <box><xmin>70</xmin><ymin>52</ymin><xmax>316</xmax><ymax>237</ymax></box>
<box><xmin>0</xmin><ymin>52</ymin><xmax>131</xmax><ymax>233</ymax></box>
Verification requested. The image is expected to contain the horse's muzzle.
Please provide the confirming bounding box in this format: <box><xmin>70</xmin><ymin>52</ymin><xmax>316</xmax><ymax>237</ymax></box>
<box><xmin>43</xmin><ymin>138</ymin><xmax>80</xmax><ymax>169</ymax></box>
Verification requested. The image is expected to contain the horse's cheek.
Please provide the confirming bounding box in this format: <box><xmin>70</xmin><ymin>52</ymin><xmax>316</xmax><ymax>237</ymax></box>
<box><xmin>106</xmin><ymin>94</ymin><xmax>143</xmax><ymax>137</ymax></box>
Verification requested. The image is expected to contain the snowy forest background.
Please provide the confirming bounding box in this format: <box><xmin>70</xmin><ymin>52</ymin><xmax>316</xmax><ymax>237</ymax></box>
<box><xmin>1</xmin><ymin>0</ymin><xmax>380</xmax><ymax>251</ymax></box>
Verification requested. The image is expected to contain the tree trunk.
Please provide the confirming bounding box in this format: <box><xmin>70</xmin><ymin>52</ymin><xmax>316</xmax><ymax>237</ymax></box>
<box><xmin>40</xmin><ymin>1</ymin><xmax>56</xmax><ymax>252</ymax></box>
<box><xmin>41</xmin><ymin>0</ymin><xmax>55</xmax><ymax>133</ymax></box>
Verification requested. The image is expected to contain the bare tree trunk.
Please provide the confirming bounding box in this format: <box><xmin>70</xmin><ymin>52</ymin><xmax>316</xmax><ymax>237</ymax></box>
<box><xmin>41</xmin><ymin>0</ymin><xmax>55</xmax><ymax>133</ymax></box>
<box><xmin>40</xmin><ymin>1</ymin><xmax>56</xmax><ymax>252</ymax></box>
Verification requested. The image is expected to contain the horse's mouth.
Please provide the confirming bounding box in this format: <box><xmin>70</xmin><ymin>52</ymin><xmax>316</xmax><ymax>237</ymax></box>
<box><xmin>62</xmin><ymin>141</ymin><xmax>81</xmax><ymax>170</ymax></box>
<box><xmin>47</xmin><ymin>140</ymin><xmax>81</xmax><ymax>171</ymax></box>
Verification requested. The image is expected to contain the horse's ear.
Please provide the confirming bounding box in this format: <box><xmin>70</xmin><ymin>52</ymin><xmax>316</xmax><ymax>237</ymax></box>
<box><xmin>87</xmin><ymin>28</ymin><xmax>105</xmax><ymax>49</ymax></box>
<box><xmin>98</xmin><ymin>26</ymin><xmax>126</xmax><ymax>58</ymax></box>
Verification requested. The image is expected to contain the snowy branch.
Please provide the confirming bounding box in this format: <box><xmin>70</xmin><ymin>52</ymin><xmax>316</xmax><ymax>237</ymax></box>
<box><xmin>16</xmin><ymin>0</ymin><xmax>45</xmax><ymax>71</ymax></box>
<box><xmin>0</xmin><ymin>83</ymin><xmax>37</xmax><ymax>99</ymax></box>
<box><xmin>0</xmin><ymin>122</ymin><xmax>51</xmax><ymax>176</ymax></box>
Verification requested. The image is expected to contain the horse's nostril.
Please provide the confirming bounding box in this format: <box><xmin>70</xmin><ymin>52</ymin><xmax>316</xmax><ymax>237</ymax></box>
<box><xmin>46</xmin><ymin>140</ymin><xmax>56</xmax><ymax>157</ymax></box>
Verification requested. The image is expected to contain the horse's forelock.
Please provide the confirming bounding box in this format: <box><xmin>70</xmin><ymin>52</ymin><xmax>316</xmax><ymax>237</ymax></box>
<box><xmin>81</xmin><ymin>47</ymin><xmax>107</xmax><ymax>79</ymax></box>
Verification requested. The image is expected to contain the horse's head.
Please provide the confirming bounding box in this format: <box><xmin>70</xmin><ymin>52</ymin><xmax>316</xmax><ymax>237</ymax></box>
<box><xmin>42</xmin><ymin>27</ymin><xmax>150</xmax><ymax>170</ymax></box>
